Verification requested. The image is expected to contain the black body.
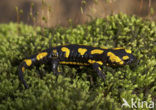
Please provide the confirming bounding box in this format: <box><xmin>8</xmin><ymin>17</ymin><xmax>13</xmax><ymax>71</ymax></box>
<box><xmin>18</xmin><ymin>44</ymin><xmax>135</xmax><ymax>88</ymax></box>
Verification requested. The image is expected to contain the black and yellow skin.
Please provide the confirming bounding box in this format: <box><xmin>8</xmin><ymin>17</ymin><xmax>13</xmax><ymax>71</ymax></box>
<box><xmin>18</xmin><ymin>44</ymin><xmax>135</xmax><ymax>88</ymax></box>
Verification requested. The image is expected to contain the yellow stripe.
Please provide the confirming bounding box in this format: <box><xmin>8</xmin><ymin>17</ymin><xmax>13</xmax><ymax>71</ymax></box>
<box><xmin>113</xmin><ymin>48</ymin><xmax>132</xmax><ymax>54</ymax></box>
<box><xmin>91</xmin><ymin>49</ymin><xmax>104</xmax><ymax>54</ymax></box>
<box><xmin>36</xmin><ymin>52</ymin><xmax>48</xmax><ymax>60</ymax></box>
<box><xmin>88</xmin><ymin>59</ymin><xmax>103</xmax><ymax>65</ymax></box>
<box><xmin>61</xmin><ymin>47</ymin><xmax>70</xmax><ymax>58</ymax></box>
<box><xmin>59</xmin><ymin>61</ymin><xmax>89</xmax><ymax>65</ymax></box>
<box><xmin>78</xmin><ymin>48</ymin><xmax>87</xmax><ymax>55</ymax></box>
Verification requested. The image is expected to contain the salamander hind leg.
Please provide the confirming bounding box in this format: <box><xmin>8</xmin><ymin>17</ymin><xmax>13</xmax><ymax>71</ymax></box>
<box><xmin>92</xmin><ymin>63</ymin><xmax>105</xmax><ymax>81</ymax></box>
<box><xmin>18</xmin><ymin>62</ymin><xmax>29</xmax><ymax>89</ymax></box>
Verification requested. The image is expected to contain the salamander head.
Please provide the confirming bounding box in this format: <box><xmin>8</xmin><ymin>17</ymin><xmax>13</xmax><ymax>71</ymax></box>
<box><xmin>107</xmin><ymin>48</ymin><xmax>136</xmax><ymax>66</ymax></box>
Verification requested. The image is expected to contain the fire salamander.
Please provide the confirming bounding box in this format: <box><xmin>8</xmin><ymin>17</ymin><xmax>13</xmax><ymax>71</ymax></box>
<box><xmin>18</xmin><ymin>44</ymin><xmax>135</xmax><ymax>88</ymax></box>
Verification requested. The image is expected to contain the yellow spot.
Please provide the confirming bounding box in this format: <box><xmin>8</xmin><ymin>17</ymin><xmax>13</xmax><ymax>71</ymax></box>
<box><xmin>122</xmin><ymin>56</ymin><xmax>129</xmax><ymax>60</ymax></box>
<box><xmin>78</xmin><ymin>48</ymin><xmax>87</xmax><ymax>55</ymax></box>
<box><xmin>58</xmin><ymin>67</ymin><xmax>61</xmax><ymax>72</ymax></box>
<box><xmin>88</xmin><ymin>59</ymin><xmax>96</xmax><ymax>64</ymax></box>
<box><xmin>22</xmin><ymin>67</ymin><xmax>25</xmax><ymax>72</ymax></box>
<box><xmin>107</xmin><ymin>52</ymin><xmax>120</xmax><ymax>62</ymax></box>
<box><xmin>61</xmin><ymin>47</ymin><xmax>70</xmax><ymax>58</ymax></box>
<box><xmin>88</xmin><ymin>59</ymin><xmax>103</xmax><ymax>65</ymax></box>
<box><xmin>24</xmin><ymin>59</ymin><xmax>32</xmax><ymax>66</ymax></box>
<box><xmin>98</xmin><ymin>67</ymin><xmax>102</xmax><ymax>71</ymax></box>
<box><xmin>36</xmin><ymin>52</ymin><xmax>48</xmax><ymax>60</ymax></box>
<box><xmin>96</xmin><ymin>61</ymin><xmax>103</xmax><ymax>65</ymax></box>
<box><xmin>59</xmin><ymin>61</ymin><xmax>88</xmax><ymax>65</ymax></box>
<box><xmin>53</xmin><ymin>49</ymin><xmax>57</xmax><ymax>54</ymax></box>
<box><xmin>119</xmin><ymin>61</ymin><xmax>124</xmax><ymax>65</ymax></box>
<box><xmin>91</xmin><ymin>49</ymin><xmax>104</xmax><ymax>54</ymax></box>
<box><xmin>125</xmin><ymin>49</ymin><xmax>132</xmax><ymax>54</ymax></box>
<box><xmin>107</xmin><ymin>52</ymin><xmax>124</xmax><ymax>65</ymax></box>
<box><xmin>53</xmin><ymin>49</ymin><xmax>58</xmax><ymax>57</ymax></box>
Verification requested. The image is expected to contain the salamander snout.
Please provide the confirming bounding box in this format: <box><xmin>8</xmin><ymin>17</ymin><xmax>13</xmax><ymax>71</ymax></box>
<box><xmin>122</xmin><ymin>54</ymin><xmax>136</xmax><ymax>65</ymax></box>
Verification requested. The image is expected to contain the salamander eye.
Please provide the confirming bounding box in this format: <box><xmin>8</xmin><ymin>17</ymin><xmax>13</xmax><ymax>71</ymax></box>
<box><xmin>122</xmin><ymin>56</ymin><xmax>129</xmax><ymax>61</ymax></box>
<box><xmin>125</xmin><ymin>49</ymin><xmax>134</xmax><ymax>54</ymax></box>
<box><xmin>122</xmin><ymin>54</ymin><xmax>135</xmax><ymax>65</ymax></box>
<box><xmin>125</xmin><ymin>49</ymin><xmax>131</xmax><ymax>54</ymax></box>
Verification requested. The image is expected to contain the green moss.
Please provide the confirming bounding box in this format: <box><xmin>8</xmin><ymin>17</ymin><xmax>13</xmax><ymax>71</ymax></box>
<box><xmin>0</xmin><ymin>14</ymin><xmax>155</xmax><ymax>110</ymax></box>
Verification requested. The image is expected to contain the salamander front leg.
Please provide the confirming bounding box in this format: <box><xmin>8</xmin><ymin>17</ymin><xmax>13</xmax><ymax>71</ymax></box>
<box><xmin>92</xmin><ymin>63</ymin><xmax>105</xmax><ymax>81</ymax></box>
<box><xmin>51</xmin><ymin>60</ymin><xmax>62</xmax><ymax>76</ymax></box>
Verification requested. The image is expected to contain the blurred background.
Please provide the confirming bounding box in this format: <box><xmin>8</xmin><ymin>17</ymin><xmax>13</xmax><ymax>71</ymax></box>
<box><xmin>0</xmin><ymin>0</ymin><xmax>156</xmax><ymax>27</ymax></box>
